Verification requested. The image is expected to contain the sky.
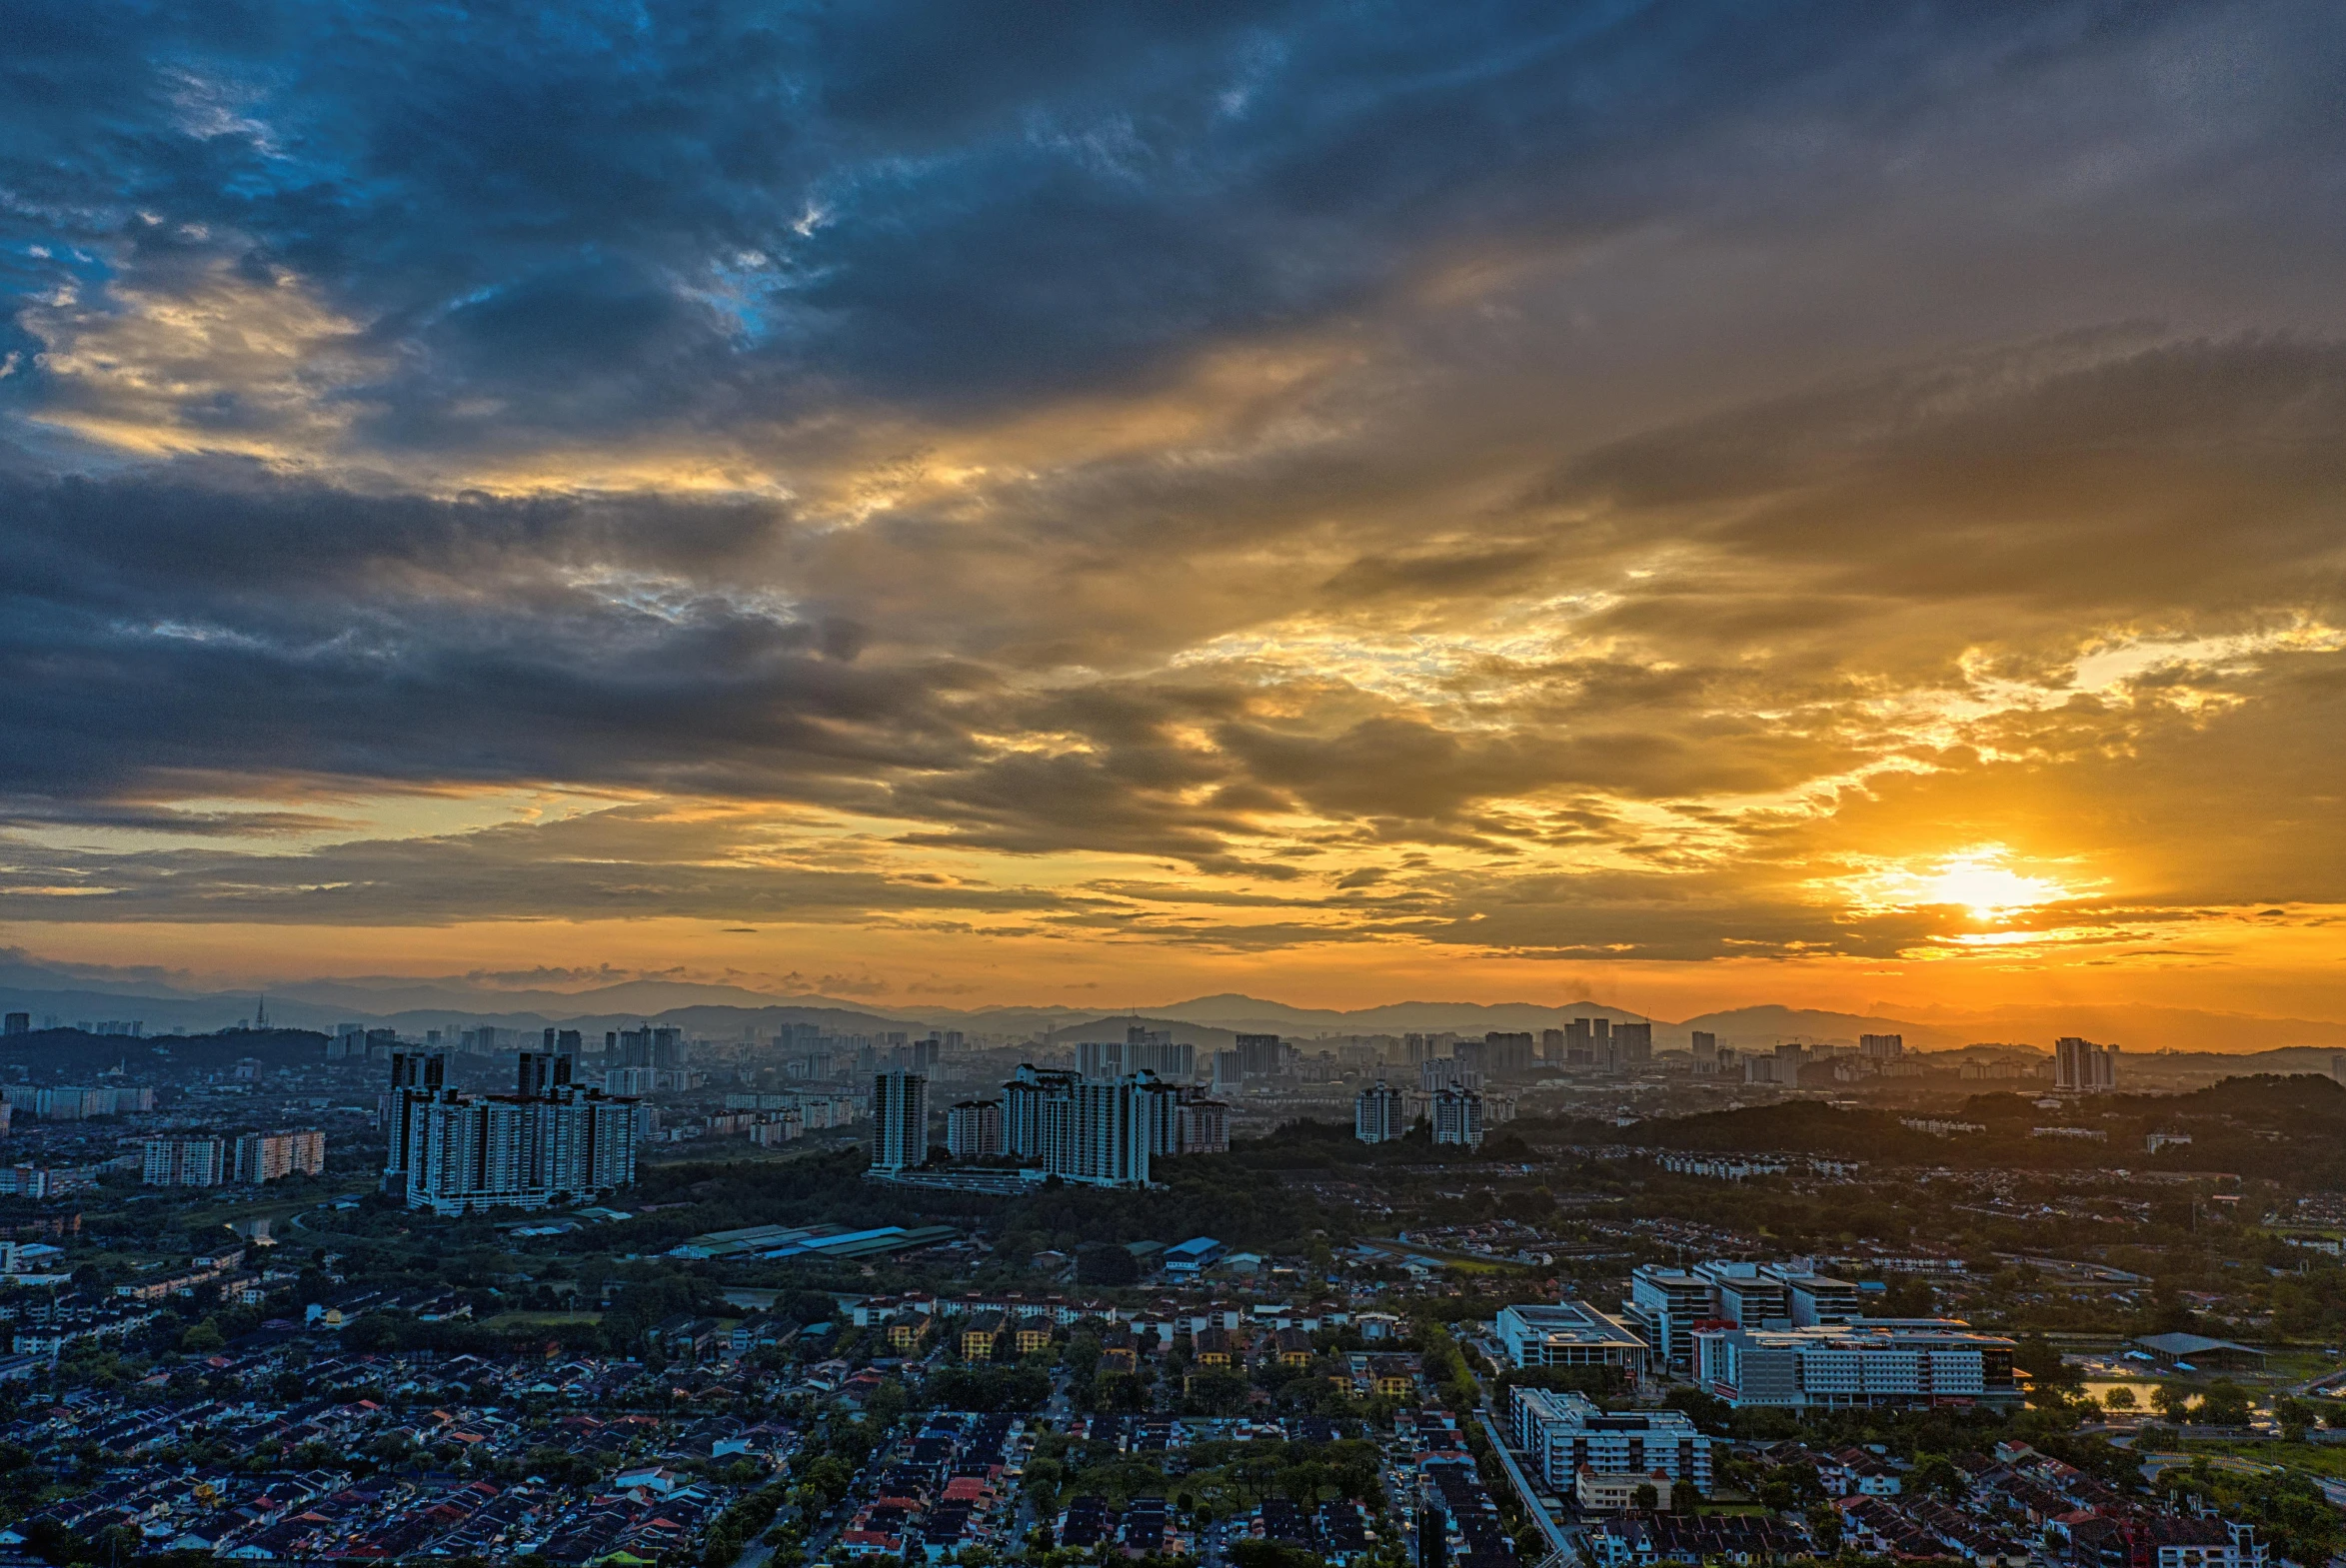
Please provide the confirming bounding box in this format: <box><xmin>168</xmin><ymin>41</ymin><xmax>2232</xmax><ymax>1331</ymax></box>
<box><xmin>4</xmin><ymin>0</ymin><xmax>2346</xmax><ymax>1021</ymax></box>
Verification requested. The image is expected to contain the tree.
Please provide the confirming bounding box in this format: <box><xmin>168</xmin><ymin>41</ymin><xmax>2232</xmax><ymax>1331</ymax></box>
<box><xmin>1670</xmin><ymin>1479</ymin><xmax>1702</xmax><ymax>1514</ymax></box>
<box><xmin>1805</xmin><ymin>1501</ymin><xmax>1843</xmax><ymax>1555</ymax></box>
<box><xmin>1909</xmin><ymin>1455</ymin><xmax>1966</xmax><ymax>1502</ymax></box>
<box><xmin>1632</xmin><ymin>1483</ymin><xmax>1659</xmax><ymax>1511</ymax></box>
<box><xmin>1076</xmin><ymin>1245</ymin><xmax>1140</xmax><ymax>1288</ymax></box>
<box><xmin>2193</xmin><ymin>1380</ymin><xmax>2253</xmax><ymax>1427</ymax></box>
<box><xmin>179</xmin><ymin>1318</ymin><xmax>225</xmax><ymax>1353</ymax></box>
<box><xmin>2101</xmin><ymin>1385</ymin><xmax>2138</xmax><ymax>1413</ymax></box>
<box><xmin>2151</xmin><ymin>1383</ymin><xmax>2192</xmax><ymax>1420</ymax></box>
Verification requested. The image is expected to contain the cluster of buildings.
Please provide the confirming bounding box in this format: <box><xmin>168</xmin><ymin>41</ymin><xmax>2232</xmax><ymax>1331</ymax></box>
<box><xmin>0</xmin><ymin>1345</ymin><xmax>794</xmax><ymax>1564</ymax></box>
<box><xmin>140</xmin><ymin>1129</ymin><xmax>325</xmax><ymax>1188</ymax></box>
<box><xmin>1580</xmin><ymin>1438</ymin><xmax>2271</xmax><ymax>1568</ymax></box>
<box><xmin>1047</xmin><ymin>1413</ymin><xmax>1379</xmax><ymax>1563</ymax></box>
<box><xmin>837</xmin><ymin>1411</ymin><xmax>1027</xmax><ymax>1558</ymax></box>
<box><xmin>714</xmin><ymin>1090</ymin><xmax>858</xmax><ymax>1146</ymax></box>
<box><xmin>1621</xmin><ymin>1259</ymin><xmax>1866</xmax><ymax>1366</ymax></box>
<box><xmin>383</xmin><ymin>1051</ymin><xmax>644</xmax><ymax>1215</ymax></box>
<box><xmin>3</xmin><ymin>1084</ymin><xmax>154</xmax><ymax>1122</ymax></box>
<box><xmin>2055</xmin><ymin>1035</ymin><xmax>2121</xmax><ymax>1093</ymax></box>
<box><xmin>1510</xmin><ymin>1388</ymin><xmax>1712</xmax><ymax>1512</ymax></box>
<box><xmin>874</xmin><ymin>1061</ymin><xmax>1233</xmax><ymax>1186</ymax></box>
<box><xmin>1489</xmin><ymin>1263</ymin><xmax>2024</xmax><ymax>1413</ymax></box>
<box><xmin>1393</xmin><ymin>1408</ymin><xmax>1523</xmax><ymax>1568</ymax></box>
<box><xmin>1352</xmin><ymin>1078</ymin><xmax>1495</xmax><ymax>1147</ymax></box>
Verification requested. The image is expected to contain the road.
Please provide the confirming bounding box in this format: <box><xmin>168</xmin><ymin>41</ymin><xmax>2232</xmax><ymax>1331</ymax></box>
<box><xmin>1474</xmin><ymin>1406</ymin><xmax>1579</xmax><ymax>1567</ymax></box>
<box><xmin>1459</xmin><ymin>1333</ymin><xmax>1580</xmax><ymax>1568</ymax></box>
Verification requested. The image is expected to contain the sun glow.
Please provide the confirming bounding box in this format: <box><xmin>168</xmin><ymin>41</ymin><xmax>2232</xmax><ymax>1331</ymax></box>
<box><xmin>1838</xmin><ymin>844</ymin><xmax>2078</xmax><ymax>922</ymax></box>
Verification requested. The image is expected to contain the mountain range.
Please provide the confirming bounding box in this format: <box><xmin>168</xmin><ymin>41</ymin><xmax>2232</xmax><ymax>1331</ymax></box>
<box><xmin>3</xmin><ymin>948</ymin><xmax>2341</xmax><ymax>1052</ymax></box>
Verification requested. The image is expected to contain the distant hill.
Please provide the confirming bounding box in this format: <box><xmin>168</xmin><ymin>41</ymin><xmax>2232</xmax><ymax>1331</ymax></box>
<box><xmin>1673</xmin><ymin>1005</ymin><xmax>1972</xmax><ymax>1052</ymax></box>
<box><xmin>6</xmin><ymin>949</ymin><xmax>2345</xmax><ymax>1054</ymax></box>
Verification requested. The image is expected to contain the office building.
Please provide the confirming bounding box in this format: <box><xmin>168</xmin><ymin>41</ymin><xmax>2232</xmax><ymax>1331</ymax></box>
<box><xmin>386</xmin><ymin>1052</ymin><xmax>644</xmax><ymax>1215</ymax></box>
<box><xmin>1233</xmin><ymin>1033</ymin><xmax>1284</xmax><ymax>1080</ymax></box>
<box><xmin>2055</xmin><ymin>1036</ymin><xmax>2118</xmax><ymax>1093</ymax></box>
<box><xmin>1494</xmin><ymin>1301</ymin><xmax>1649</xmax><ymax>1383</ymax></box>
<box><xmin>1692</xmin><ymin>1319</ymin><xmax>2020</xmax><ymax>1409</ymax></box>
<box><xmin>1430</xmin><ymin>1085</ymin><xmax>1483</xmax><ymax>1148</ymax></box>
<box><xmin>945</xmin><ymin>1098</ymin><xmax>1005</xmax><ymax>1158</ymax></box>
<box><xmin>1689</xmin><ymin>1030</ymin><xmax>1716</xmax><ymax>1064</ymax></box>
<box><xmin>1212</xmin><ymin>1049</ymin><xmax>1242</xmax><ymax>1092</ymax></box>
<box><xmin>1511</xmin><ymin>1387</ymin><xmax>1711</xmax><ymax>1500</ymax></box>
<box><xmin>1354</xmin><ymin>1079</ymin><xmax>1406</xmax><ymax>1144</ymax></box>
<box><xmin>871</xmin><ymin>1071</ymin><xmax>930</xmax><ymax>1172</ymax></box>
<box><xmin>1622</xmin><ymin>1268</ymin><xmax>1719</xmax><ymax>1368</ymax></box>
<box><xmin>1613</xmin><ymin>1021</ymin><xmax>1653</xmax><ymax>1067</ymax></box>
<box><xmin>1623</xmin><ymin>1260</ymin><xmax>1864</xmax><ymax>1369</ymax></box>
<box><xmin>1859</xmin><ymin>1033</ymin><xmax>1903</xmax><ymax>1060</ymax></box>
<box><xmin>2</xmin><ymin>1014</ymin><xmax>27</xmax><ymax>1036</ymax></box>
<box><xmin>142</xmin><ymin>1136</ymin><xmax>224</xmax><ymax>1188</ymax></box>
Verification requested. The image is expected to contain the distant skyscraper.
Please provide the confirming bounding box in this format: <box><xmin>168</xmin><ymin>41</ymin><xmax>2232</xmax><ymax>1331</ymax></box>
<box><xmin>1859</xmin><ymin>1033</ymin><xmax>1903</xmax><ymax>1059</ymax></box>
<box><xmin>1482</xmin><ymin>1031</ymin><xmax>1536</xmax><ymax>1075</ymax></box>
<box><xmin>1212</xmin><ymin>1049</ymin><xmax>1242</xmax><ymax>1092</ymax></box>
<box><xmin>1233</xmin><ymin>1033</ymin><xmax>1283</xmax><ymax>1080</ymax></box>
<box><xmin>3</xmin><ymin>1013</ymin><xmax>28</xmax><ymax>1036</ymax></box>
<box><xmin>517</xmin><ymin>1050</ymin><xmax>575</xmax><ymax>1099</ymax></box>
<box><xmin>2054</xmin><ymin>1036</ymin><xmax>2118</xmax><ymax>1093</ymax></box>
<box><xmin>1354</xmin><ymin>1079</ymin><xmax>1406</xmax><ymax>1144</ymax></box>
<box><xmin>1690</xmin><ymin>1030</ymin><xmax>1717</xmax><ymax>1062</ymax></box>
<box><xmin>871</xmin><ymin>1070</ymin><xmax>930</xmax><ymax>1171</ymax></box>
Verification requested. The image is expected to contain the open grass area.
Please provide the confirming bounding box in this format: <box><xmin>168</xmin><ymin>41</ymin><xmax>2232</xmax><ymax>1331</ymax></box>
<box><xmin>475</xmin><ymin>1310</ymin><xmax>605</xmax><ymax>1329</ymax></box>
<box><xmin>2261</xmin><ymin>1350</ymin><xmax>2346</xmax><ymax>1383</ymax></box>
<box><xmin>2180</xmin><ymin>1440</ymin><xmax>2346</xmax><ymax>1480</ymax></box>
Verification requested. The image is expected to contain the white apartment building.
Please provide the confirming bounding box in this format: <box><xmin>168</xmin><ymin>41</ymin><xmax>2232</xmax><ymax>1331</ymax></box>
<box><xmin>1510</xmin><ymin>1387</ymin><xmax>1711</xmax><ymax>1500</ymax></box>
<box><xmin>1692</xmin><ymin>1319</ymin><xmax>2020</xmax><ymax>1409</ymax></box>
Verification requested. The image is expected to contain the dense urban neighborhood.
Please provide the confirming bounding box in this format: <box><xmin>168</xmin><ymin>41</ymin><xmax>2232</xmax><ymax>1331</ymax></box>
<box><xmin>0</xmin><ymin>1012</ymin><xmax>2340</xmax><ymax>1568</ymax></box>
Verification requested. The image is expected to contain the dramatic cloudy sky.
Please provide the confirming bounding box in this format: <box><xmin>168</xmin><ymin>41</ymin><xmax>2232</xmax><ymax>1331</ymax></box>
<box><xmin>4</xmin><ymin>0</ymin><xmax>2345</xmax><ymax>1016</ymax></box>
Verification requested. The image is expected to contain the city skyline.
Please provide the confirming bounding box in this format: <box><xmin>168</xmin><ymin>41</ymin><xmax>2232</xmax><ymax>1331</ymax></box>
<box><xmin>6</xmin><ymin>4</ymin><xmax>2346</xmax><ymax>1026</ymax></box>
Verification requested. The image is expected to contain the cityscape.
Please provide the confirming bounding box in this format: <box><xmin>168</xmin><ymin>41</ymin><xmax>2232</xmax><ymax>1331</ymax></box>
<box><xmin>0</xmin><ymin>1001</ymin><xmax>2332</xmax><ymax>1567</ymax></box>
<box><xmin>6</xmin><ymin>1</ymin><xmax>2346</xmax><ymax>1566</ymax></box>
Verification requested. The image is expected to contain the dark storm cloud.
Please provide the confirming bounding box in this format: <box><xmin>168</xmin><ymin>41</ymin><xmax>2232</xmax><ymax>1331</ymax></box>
<box><xmin>14</xmin><ymin>0</ymin><xmax>2341</xmax><ymax>432</ymax></box>
<box><xmin>0</xmin><ymin>467</ymin><xmax>988</xmax><ymax>808</ymax></box>
<box><xmin>6</xmin><ymin>0</ymin><xmax>2346</xmax><ymax>957</ymax></box>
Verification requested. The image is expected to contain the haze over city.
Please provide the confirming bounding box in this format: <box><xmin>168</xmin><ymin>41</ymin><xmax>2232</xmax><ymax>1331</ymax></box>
<box><xmin>6</xmin><ymin>1</ymin><xmax>2346</xmax><ymax>1037</ymax></box>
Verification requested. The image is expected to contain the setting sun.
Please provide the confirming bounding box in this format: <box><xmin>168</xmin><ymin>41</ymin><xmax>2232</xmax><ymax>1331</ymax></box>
<box><xmin>1839</xmin><ymin>845</ymin><xmax>2078</xmax><ymax>923</ymax></box>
